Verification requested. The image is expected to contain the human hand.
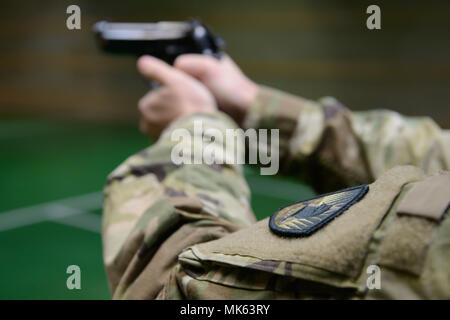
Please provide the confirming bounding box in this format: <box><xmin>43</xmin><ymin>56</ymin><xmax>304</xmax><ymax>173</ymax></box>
<box><xmin>174</xmin><ymin>54</ymin><xmax>258</xmax><ymax>125</ymax></box>
<box><xmin>137</xmin><ymin>55</ymin><xmax>217</xmax><ymax>138</ymax></box>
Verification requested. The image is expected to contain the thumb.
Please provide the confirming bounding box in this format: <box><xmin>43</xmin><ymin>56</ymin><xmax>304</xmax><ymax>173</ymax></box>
<box><xmin>174</xmin><ymin>54</ymin><xmax>218</xmax><ymax>79</ymax></box>
<box><xmin>137</xmin><ymin>55</ymin><xmax>180</xmax><ymax>85</ymax></box>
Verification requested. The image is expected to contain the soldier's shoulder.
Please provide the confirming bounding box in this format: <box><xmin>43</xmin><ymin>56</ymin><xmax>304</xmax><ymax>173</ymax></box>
<box><xmin>178</xmin><ymin>166</ymin><xmax>450</xmax><ymax>299</ymax></box>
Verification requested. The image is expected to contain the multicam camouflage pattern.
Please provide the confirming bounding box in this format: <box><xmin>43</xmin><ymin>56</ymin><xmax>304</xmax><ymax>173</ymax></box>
<box><xmin>103</xmin><ymin>86</ymin><xmax>450</xmax><ymax>299</ymax></box>
<box><xmin>103</xmin><ymin>112</ymin><xmax>255</xmax><ymax>299</ymax></box>
<box><xmin>244</xmin><ymin>86</ymin><xmax>450</xmax><ymax>192</ymax></box>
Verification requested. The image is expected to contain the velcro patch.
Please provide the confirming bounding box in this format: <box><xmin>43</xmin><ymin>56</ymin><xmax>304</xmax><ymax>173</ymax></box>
<box><xmin>269</xmin><ymin>185</ymin><xmax>369</xmax><ymax>237</ymax></box>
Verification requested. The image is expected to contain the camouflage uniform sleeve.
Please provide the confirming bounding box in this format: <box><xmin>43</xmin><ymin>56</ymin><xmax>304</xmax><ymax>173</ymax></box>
<box><xmin>102</xmin><ymin>111</ymin><xmax>256</xmax><ymax>299</ymax></box>
<box><xmin>243</xmin><ymin>85</ymin><xmax>450</xmax><ymax>192</ymax></box>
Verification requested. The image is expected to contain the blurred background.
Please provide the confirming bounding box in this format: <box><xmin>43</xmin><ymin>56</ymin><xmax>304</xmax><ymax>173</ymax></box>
<box><xmin>0</xmin><ymin>0</ymin><xmax>449</xmax><ymax>299</ymax></box>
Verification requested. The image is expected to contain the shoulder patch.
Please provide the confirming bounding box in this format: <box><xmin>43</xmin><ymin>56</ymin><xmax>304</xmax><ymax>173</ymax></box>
<box><xmin>269</xmin><ymin>185</ymin><xmax>369</xmax><ymax>237</ymax></box>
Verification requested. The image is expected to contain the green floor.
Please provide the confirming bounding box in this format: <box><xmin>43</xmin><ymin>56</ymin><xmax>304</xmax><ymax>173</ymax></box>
<box><xmin>0</xmin><ymin>118</ymin><xmax>314</xmax><ymax>299</ymax></box>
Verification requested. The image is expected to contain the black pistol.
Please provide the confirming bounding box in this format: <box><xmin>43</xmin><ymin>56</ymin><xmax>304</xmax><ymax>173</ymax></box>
<box><xmin>93</xmin><ymin>19</ymin><xmax>225</xmax><ymax>64</ymax></box>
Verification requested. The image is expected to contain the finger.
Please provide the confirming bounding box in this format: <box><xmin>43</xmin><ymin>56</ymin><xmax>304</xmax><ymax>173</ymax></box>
<box><xmin>137</xmin><ymin>90</ymin><xmax>157</xmax><ymax>116</ymax></box>
<box><xmin>137</xmin><ymin>55</ymin><xmax>181</xmax><ymax>85</ymax></box>
<box><xmin>174</xmin><ymin>54</ymin><xmax>219</xmax><ymax>79</ymax></box>
<box><xmin>138</xmin><ymin>89</ymin><xmax>172</xmax><ymax>121</ymax></box>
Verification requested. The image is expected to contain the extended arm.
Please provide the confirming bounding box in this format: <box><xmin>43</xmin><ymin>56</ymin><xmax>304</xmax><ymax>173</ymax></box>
<box><xmin>244</xmin><ymin>86</ymin><xmax>450</xmax><ymax>192</ymax></box>
<box><xmin>175</xmin><ymin>54</ymin><xmax>450</xmax><ymax>192</ymax></box>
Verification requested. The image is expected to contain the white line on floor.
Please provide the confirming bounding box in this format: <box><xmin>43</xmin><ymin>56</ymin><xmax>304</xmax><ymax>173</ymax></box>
<box><xmin>0</xmin><ymin>192</ymin><xmax>102</xmax><ymax>232</ymax></box>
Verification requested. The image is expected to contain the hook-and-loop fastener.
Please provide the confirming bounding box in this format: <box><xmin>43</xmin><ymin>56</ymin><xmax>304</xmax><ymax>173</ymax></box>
<box><xmin>378</xmin><ymin>172</ymin><xmax>450</xmax><ymax>276</ymax></box>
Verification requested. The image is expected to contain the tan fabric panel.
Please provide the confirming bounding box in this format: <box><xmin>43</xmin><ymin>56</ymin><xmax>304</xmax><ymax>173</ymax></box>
<box><xmin>378</xmin><ymin>216</ymin><xmax>438</xmax><ymax>276</ymax></box>
<box><xmin>377</xmin><ymin>172</ymin><xmax>449</xmax><ymax>276</ymax></box>
<box><xmin>367</xmin><ymin>209</ymin><xmax>450</xmax><ymax>299</ymax></box>
<box><xmin>397</xmin><ymin>171</ymin><xmax>450</xmax><ymax>221</ymax></box>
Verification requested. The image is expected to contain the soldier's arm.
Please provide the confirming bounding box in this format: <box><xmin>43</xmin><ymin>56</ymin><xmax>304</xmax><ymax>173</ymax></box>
<box><xmin>102</xmin><ymin>56</ymin><xmax>256</xmax><ymax>299</ymax></box>
<box><xmin>244</xmin><ymin>86</ymin><xmax>450</xmax><ymax>192</ymax></box>
<box><xmin>103</xmin><ymin>109</ymin><xmax>450</xmax><ymax>300</ymax></box>
<box><xmin>102</xmin><ymin>111</ymin><xmax>255</xmax><ymax>299</ymax></box>
<box><xmin>174</xmin><ymin>54</ymin><xmax>450</xmax><ymax>192</ymax></box>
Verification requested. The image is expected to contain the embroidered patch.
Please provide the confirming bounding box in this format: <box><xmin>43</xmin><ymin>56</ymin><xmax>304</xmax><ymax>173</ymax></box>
<box><xmin>269</xmin><ymin>185</ymin><xmax>369</xmax><ymax>237</ymax></box>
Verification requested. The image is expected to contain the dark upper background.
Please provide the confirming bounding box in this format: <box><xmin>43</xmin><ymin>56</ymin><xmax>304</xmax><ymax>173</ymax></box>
<box><xmin>1</xmin><ymin>0</ymin><xmax>449</xmax><ymax>126</ymax></box>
